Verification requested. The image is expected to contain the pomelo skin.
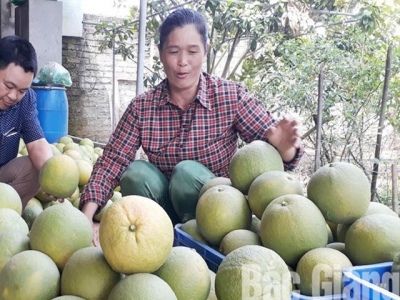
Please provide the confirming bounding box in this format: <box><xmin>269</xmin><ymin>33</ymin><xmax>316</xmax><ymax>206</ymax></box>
<box><xmin>260</xmin><ymin>194</ymin><xmax>328</xmax><ymax>267</ymax></box>
<box><xmin>307</xmin><ymin>162</ymin><xmax>370</xmax><ymax>224</ymax></box>
<box><xmin>229</xmin><ymin>140</ymin><xmax>284</xmax><ymax>195</ymax></box>
<box><xmin>215</xmin><ymin>245</ymin><xmax>292</xmax><ymax>300</ymax></box>
<box><xmin>345</xmin><ymin>214</ymin><xmax>400</xmax><ymax>265</ymax></box>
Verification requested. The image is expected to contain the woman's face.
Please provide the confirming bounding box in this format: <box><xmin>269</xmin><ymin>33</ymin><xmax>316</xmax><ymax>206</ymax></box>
<box><xmin>159</xmin><ymin>24</ymin><xmax>207</xmax><ymax>95</ymax></box>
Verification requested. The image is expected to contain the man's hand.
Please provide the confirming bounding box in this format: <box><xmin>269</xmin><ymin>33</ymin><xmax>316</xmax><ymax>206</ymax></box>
<box><xmin>266</xmin><ymin>117</ymin><xmax>302</xmax><ymax>162</ymax></box>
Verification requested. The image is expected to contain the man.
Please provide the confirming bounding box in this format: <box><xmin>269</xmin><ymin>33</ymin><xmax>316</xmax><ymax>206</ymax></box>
<box><xmin>0</xmin><ymin>35</ymin><xmax>53</xmax><ymax>207</ymax></box>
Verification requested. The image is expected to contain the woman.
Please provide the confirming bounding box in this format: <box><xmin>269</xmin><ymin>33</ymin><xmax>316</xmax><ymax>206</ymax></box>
<box><xmin>80</xmin><ymin>8</ymin><xmax>303</xmax><ymax>246</ymax></box>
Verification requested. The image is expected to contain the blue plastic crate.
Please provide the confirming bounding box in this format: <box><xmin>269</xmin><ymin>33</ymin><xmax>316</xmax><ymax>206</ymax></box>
<box><xmin>291</xmin><ymin>290</ymin><xmax>346</xmax><ymax>300</ymax></box>
<box><xmin>173</xmin><ymin>223</ymin><xmax>225</xmax><ymax>273</ymax></box>
<box><xmin>174</xmin><ymin>223</ymin><xmax>346</xmax><ymax>299</ymax></box>
<box><xmin>342</xmin><ymin>262</ymin><xmax>400</xmax><ymax>300</ymax></box>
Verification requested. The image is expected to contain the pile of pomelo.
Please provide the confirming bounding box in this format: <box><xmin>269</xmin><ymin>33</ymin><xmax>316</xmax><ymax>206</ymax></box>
<box><xmin>180</xmin><ymin>140</ymin><xmax>400</xmax><ymax>298</ymax></box>
<box><xmin>3</xmin><ymin>137</ymin><xmax>400</xmax><ymax>299</ymax></box>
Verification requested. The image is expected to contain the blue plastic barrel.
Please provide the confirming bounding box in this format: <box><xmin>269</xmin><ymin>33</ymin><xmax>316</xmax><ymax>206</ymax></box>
<box><xmin>32</xmin><ymin>83</ymin><xmax>68</xmax><ymax>144</ymax></box>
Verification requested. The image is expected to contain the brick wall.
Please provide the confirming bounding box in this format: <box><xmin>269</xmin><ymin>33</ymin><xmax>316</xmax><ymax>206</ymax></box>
<box><xmin>62</xmin><ymin>13</ymin><xmax>151</xmax><ymax>143</ymax></box>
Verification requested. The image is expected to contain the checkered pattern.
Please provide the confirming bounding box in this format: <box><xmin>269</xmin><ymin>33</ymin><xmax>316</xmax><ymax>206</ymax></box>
<box><xmin>0</xmin><ymin>88</ymin><xmax>44</xmax><ymax>167</ymax></box>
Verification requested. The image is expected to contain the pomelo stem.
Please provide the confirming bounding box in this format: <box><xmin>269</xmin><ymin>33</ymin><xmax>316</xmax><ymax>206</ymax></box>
<box><xmin>129</xmin><ymin>224</ymin><xmax>136</xmax><ymax>232</ymax></box>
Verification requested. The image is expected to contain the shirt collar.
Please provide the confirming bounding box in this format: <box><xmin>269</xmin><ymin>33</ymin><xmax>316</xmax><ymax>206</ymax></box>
<box><xmin>158</xmin><ymin>73</ymin><xmax>211</xmax><ymax>110</ymax></box>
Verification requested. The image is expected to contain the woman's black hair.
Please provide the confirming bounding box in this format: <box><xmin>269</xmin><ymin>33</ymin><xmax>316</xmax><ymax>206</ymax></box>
<box><xmin>159</xmin><ymin>8</ymin><xmax>208</xmax><ymax>51</ymax></box>
<box><xmin>0</xmin><ymin>35</ymin><xmax>38</xmax><ymax>76</ymax></box>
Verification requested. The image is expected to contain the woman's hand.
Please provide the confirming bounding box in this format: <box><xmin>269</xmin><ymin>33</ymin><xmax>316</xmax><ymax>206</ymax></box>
<box><xmin>266</xmin><ymin>117</ymin><xmax>302</xmax><ymax>162</ymax></box>
<box><xmin>81</xmin><ymin>202</ymin><xmax>101</xmax><ymax>247</ymax></box>
<box><xmin>91</xmin><ymin>220</ymin><xmax>101</xmax><ymax>247</ymax></box>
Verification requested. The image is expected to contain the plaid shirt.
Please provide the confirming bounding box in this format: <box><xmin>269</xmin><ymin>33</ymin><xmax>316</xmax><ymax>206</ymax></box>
<box><xmin>80</xmin><ymin>72</ymin><xmax>303</xmax><ymax>210</ymax></box>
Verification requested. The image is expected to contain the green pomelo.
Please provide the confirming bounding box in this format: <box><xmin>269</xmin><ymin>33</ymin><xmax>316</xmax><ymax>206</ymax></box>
<box><xmin>0</xmin><ymin>250</ymin><xmax>60</xmax><ymax>299</ymax></box>
<box><xmin>61</xmin><ymin>247</ymin><xmax>122</xmax><ymax>299</ymax></box>
<box><xmin>196</xmin><ymin>185</ymin><xmax>252</xmax><ymax>246</ymax></box>
<box><xmin>108</xmin><ymin>273</ymin><xmax>177</xmax><ymax>300</ymax></box>
<box><xmin>153</xmin><ymin>246</ymin><xmax>211</xmax><ymax>300</ymax></box>
<box><xmin>345</xmin><ymin>214</ymin><xmax>400</xmax><ymax>265</ymax></box>
<box><xmin>307</xmin><ymin>162</ymin><xmax>370</xmax><ymax>224</ymax></box>
<box><xmin>248</xmin><ymin>170</ymin><xmax>304</xmax><ymax>219</ymax></box>
<box><xmin>229</xmin><ymin>140</ymin><xmax>284</xmax><ymax>195</ymax></box>
<box><xmin>215</xmin><ymin>245</ymin><xmax>291</xmax><ymax>300</ymax></box>
<box><xmin>260</xmin><ymin>194</ymin><xmax>328</xmax><ymax>267</ymax></box>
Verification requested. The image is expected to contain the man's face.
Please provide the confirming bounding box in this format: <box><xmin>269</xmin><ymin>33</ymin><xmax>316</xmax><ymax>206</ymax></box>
<box><xmin>0</xmin><ymin>63</ymin><xmax>34</xmax><ymax>110</ymax></box>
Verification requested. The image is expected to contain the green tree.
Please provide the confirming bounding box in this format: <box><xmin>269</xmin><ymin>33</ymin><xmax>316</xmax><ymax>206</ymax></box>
<box><xmin>94</xmin><ymin>0</ymin><xmax>400</xmax><ymax>202</ymax></box>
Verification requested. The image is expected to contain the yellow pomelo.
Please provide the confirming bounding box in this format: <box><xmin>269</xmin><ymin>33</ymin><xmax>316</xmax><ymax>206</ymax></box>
<box><xmin>61</xmin><ymin>247</ymin><xmax>122</xmax><ymax>299</ymax></box>
<box><xmin>63</xmin><ymin>149</ymin><xmax>83</xmax><ymax>161</ymax></box>
<box><xmin>19</xmin><ymin>146</ymin><xmax>28</xmax><ymax>156</ymax></box>
<box><xmin>199</xmin><ymin>177</ymin><xmax>232</xmax><ymax>199</ymax></box>
<box><xmin>248</xmin><ymin>171</ymin><xmax>304</xmax><ymax>219</ymax></box>
<box><xmin>0</xmin><ymin>182</ymin><xmax>22</xmax><ymax>214</ymax></box>
<box><xmin>83</xmin><ymin>144</ymin><xmax>95</xmax><ymax>155</ymax></box>
<box><xmin>0</xmin><ymin>231</ymin><xmax>30</xmax><ymax>273</ymax></box>
<box><xmin>229</xmin><ymin>140</ymin><xmax>284</xmax><ymax>194</ymax></box>
<box><xmin>53</xmin><ymin>296</ymin><xmax>85</xmax><ymax>300</ymax></box>
<box><xmin>22</xmin><ymin>202</ymin><xmax>43</xmax><ymax>229</ymax></box>
<box><xmin>326</xmin><ymin>242</ymin><xmax>346</xmax><ymax>254</ymax></box>
<box><xmin>345</xmin><ymin>214</ymin><xmax>400</xmax><ymax>265</ymax></box>
<box><xmin>75</xmin><ymin>159</ymin><xmax>93</xmax><ymax>186</ymax></box>
<box><xmin>35</xmin><ymin>188</ymin><xmax>54</xmax><ymax>203</ymax></box>
<box><xmin>260</xmin><ymin>194</ymin><xmax>328</xmax><ymax>267</ymax></box>
<box><xmin>79</xmin><ymin>145</ymin><xmax>92</xmax><ymax>159</ymax></box>
<box><xmin>215</xmin><ymin>245</ymin><xmax>292</xmax><ymax>300</ymax></box>
<box><xmin>208</xmin><ymin>270</ymin><xmax>217</xmax><ymax>300</ymax></box>
<box><xmin>62</xmin><ymin>142</ymin><xmax>82</xmax><ymax>153</ymax></box>
<box><xmin>326</xmin><ymin>223</ymin><xmax>334</xmax><ymax>244</ymax></box>
<box><xmin>307</xmin><ymin>162</ymin><xmax>370</xmax><ymax>224</ymax></box>
<box><xmin>0</xmin><ymin>208</ymin><xmax>29</xmax><ymax>235</ymax></box>
<box><xmin>41</xmin><ymin>199</ymin><xmax>72</xmax><ymax>209</ymax></box>
<box><xmin>196</xmin><ymin>185</ymin><xmax>252</xmax><ymax>246</ymax></box>
<box><xmin>296</xmin><ymin>247</ymin><xmax>352</xmax><ymax>296</ymax></box>
<box><xmin>29</xmin><ymin>204</ymin><xmax>92</xmax><ymax>271</ymax></box>
<box><xmin>219</xmin><ymin>229</ymin><xmax>262</xmax><ymax>256</ymax></box>
<box><xmin>326</xmin><ymin>221</ymin><xmax>338</xmax><ymax>242</ymax></box>
<box><xmin>79</xmin><ymin>137</ymin><xmax>94</xmax><ymax>148</ymax></box>
<box><xmin>154</xmin><ymin>246</ymin><xmax>211</xmax><ymax>300</ymax></box>
<box><xmin>55</xmin><ymin>143</ymin><xmax>66</xmax><ymax>153</ymax></box>
<box><xmin>93</xmin><ymin>199</ymin><xmax>113</xmax><ymax>222</ymax></box>
<box><xmin>94</xmin><ymin>147</ymin><xmax>104</xmax><ymax>156</ymax></box>
<box><xmin>18</xmin><ymin>138</ymin><xmax>25</xmax><ymax>152</ymax></box>
<box><xmin>337</xmin><ymin>201</ymin><xmax>398</xmax><ymax>243</ymax></box>
<box><xmin>59</xmin><ymin>135</ymin><xmax>74</xmax><ymax>145</ymax></box>
<box><xmin>250</xmin><ymin>214</ymin><xmax>261</xmax><ymax>235</ymax></box>
<box><xmin>365</xmin><ymin>202</ymin><xmax>398</xmax><ymax>217</ymax></box>
<box><xmin>72</xmin><ymin>197</ymin><xmax>80</xmax><ymax>209</ymax></box>
<box><xmin>25</xmin><ymin>197</ymin><xmax>43</xmax><ymax>208</ymax></box>
<box><xmin>110</xmin><ymin>190</ymin><xmax>122</xmax><ymax>202</ymax></box>
<box><xmin>108</xmin><ymin>273</ymin><xmax>177</xmax><ymax>300</ymax></box>
<box><xmin>66</xmin><ymin>186</ymin><xmax>80</xmax><ymax>202</ymax></box>
<box><xmin>39</xmin><ymin>155</ymin><xmax>80</xmax><ymax>199</ymax></box>
<box><xmin>180</xmin><ymin>219</ymin><xmax>209</xmax><ymax>245</ymax></box>
<box><xmin>99</xmin><ymin>195</ymin><xmax>174</xmax><ymax>274</ymax></box>
<box><xmin>50</xmin><ymin>144</ymin><xmax>62</xmax><ymax>155</ymax></box>
<box><xmin>0</xmin><ymin>250</ymin><xmax>60</xmax><ymax>300</ymax></box>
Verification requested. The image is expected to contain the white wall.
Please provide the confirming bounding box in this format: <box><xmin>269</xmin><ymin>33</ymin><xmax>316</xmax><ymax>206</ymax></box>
<box><xmin>82</xmin><ymin>0</ymin><xmax>140</xmax><ymax>18</ymax></box>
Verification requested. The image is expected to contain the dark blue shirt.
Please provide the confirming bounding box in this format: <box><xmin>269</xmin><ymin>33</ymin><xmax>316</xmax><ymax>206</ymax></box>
<box><xmin>0</xmin><ymin>88</ymin><xmax>44</xmax><ymax>167</ymax></box>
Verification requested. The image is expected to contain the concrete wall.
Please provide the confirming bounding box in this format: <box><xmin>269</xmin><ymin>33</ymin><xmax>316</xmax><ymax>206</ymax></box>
<box><xmin>0</xmin><ymin>1</ymin><xmax>16</xmax><ymax>38</ymax></box>
<box><xmin>15</xmin><ymin>0</ymin><xmax>63</xmax><ymax>70</ymax></box>
<box><xmin>62</xmin><ymin>14</ymin><xmax>151</xmax><ymax>143</ymax></box>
